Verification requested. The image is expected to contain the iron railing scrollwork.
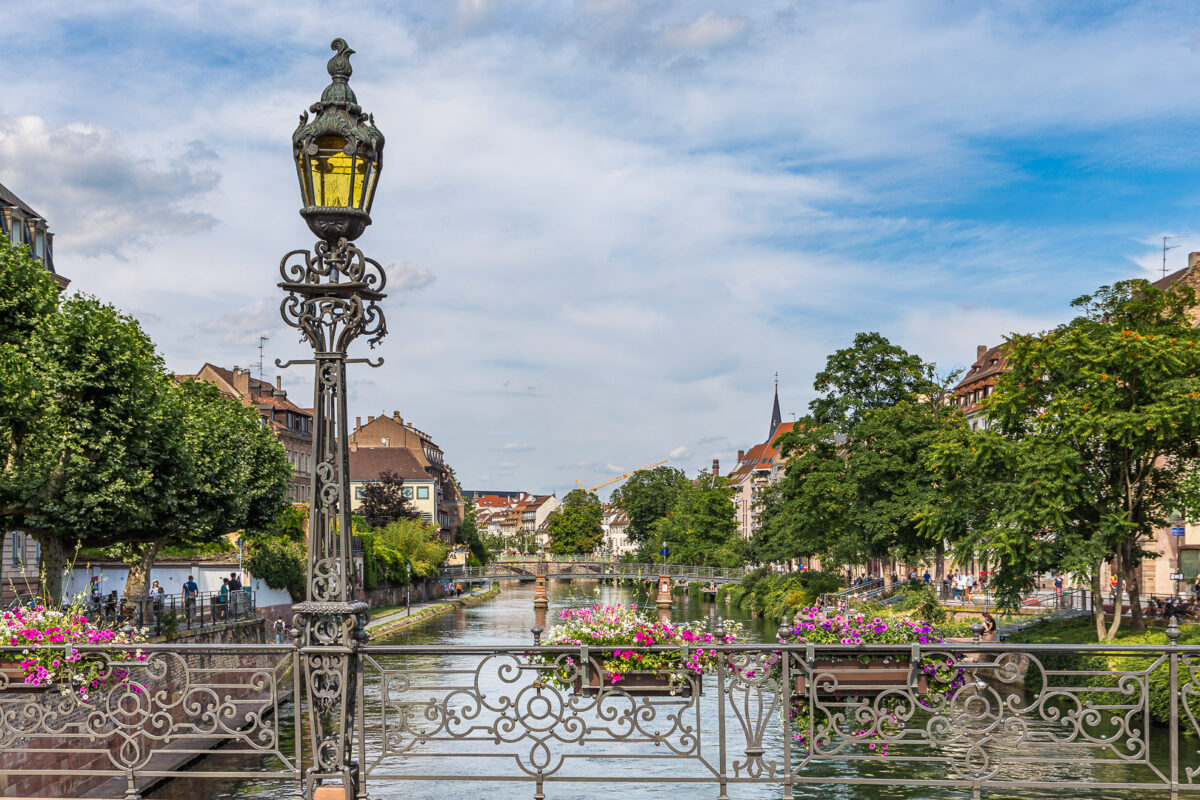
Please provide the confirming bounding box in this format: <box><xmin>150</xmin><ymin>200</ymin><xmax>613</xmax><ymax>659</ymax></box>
<box><xmin>8</xmin><ymin>636</ymin><xmax>1200</xmax><ymax>798</ymax></box>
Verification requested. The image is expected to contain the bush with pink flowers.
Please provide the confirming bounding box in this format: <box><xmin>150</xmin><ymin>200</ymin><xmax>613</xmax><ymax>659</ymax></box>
<box><xmin>0</xmin><ymin>604</ymin><xmax>148</xmax><ymax>698</ymax></box>
<box><xmin>537</xmin><ymin>603</ymin><xmax>740</xmax><ymax>688</ymax></box>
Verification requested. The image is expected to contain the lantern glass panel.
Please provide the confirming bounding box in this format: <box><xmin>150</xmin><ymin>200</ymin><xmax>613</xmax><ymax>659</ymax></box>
<box><xmin>310</xmin><ymin>135</ymin><xmax>370</xmax><ymax>209</ymax></box>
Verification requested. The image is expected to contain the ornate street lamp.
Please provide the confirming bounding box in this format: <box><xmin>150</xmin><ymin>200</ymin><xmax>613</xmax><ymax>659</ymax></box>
<box><xmin>278</xmin><ymin>38</ymin><xmax>388</xmax><ymax>800</ymax></box>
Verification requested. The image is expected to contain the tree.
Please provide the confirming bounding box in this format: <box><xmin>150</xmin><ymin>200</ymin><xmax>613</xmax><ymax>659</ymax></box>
<box><xmin>546</xmin><ymin>489</ymin><xmax>604</xmax><ymax>555</ymax></box>
<box><xmin>358</xmin><ymin>469</ymin><xmax>419</xmax><ymax>530</ymax></box>
<box><xmin>925</xmin><ymin>279</ymin><xmax>1200</xmax><ymax>639</ymax></box>
<box><xmin>651</xmin><ymin>472</ymin><xmax>743</xmax><ymax>567</ymax></box>
<box><xmin>610</xmin><ymin>465</ymin><xmax>690</xmax><ymax>544</ymax></box>
<box><xmin>809</xmin><ymin>331</ymin><xmax>934</xmax><ymax>431</ymax></box>
<box><xmin>1</xmin><ymin>288</ymin><xmax>179</xmax><ymax>604</ymax></box>
<box><xmin>455</xmin><ymin>499</ymin><xmax>490</xmax><ymax>565</ymax></box>
<box><xmin>375</xmin><ymin>517</ymin><xmax>447</xmax><ymax>578</ymax></box>
<box><xmin>756</xmin><ymin>334</ymin><xmax>964</xmax><ymax>573</ymax></box>
<box><xmin>119</xmin><ymin>379</ymin><xmax>292</xmax><ymax>601</ymax></box>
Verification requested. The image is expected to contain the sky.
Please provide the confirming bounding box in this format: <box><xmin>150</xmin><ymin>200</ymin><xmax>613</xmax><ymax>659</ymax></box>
<box><xmin>3</xmin><ymin>1</ymin><xmax>1200</xmax><ymax>497</ymax></box>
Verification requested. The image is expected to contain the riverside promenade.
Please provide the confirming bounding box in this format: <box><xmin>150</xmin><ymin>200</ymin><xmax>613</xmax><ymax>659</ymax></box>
<box><xmin>365</xmin><ymin>581</ymin><xmax>499</xmax><ymax>640</ymax></box>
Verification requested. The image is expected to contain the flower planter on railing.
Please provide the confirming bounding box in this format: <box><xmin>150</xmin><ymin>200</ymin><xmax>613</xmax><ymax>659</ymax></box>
<box><xmin>0</xmin><ymin>659</ymin><xmax>52</xmax><ymax>693</ymax></box>
<box><xmin>572</xmin><ymin>669</ymin><xmax>700</xmax><ymax>697</ymax></box>
<box><xmin>796</xmin><ymin>657</ymin><xmax>927</xmax><ymax>696</ymax></box>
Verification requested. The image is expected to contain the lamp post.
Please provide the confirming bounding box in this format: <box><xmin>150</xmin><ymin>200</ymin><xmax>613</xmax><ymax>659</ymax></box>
<box><xmin>278</xmin><ymin>38</ymin><xmax>387</xmax><ymax>800</ymax></box>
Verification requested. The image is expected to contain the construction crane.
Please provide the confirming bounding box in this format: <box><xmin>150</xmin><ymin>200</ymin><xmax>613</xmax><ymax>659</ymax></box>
<box><xmin>576</xmin><ymin>460</ymin><xmax>668</xmax><ymax>494</ymax></box>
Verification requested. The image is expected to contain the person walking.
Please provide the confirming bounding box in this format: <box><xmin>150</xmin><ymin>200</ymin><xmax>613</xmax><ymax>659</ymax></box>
<box><xmin>228</xmin><ymin>572</ymin><xmax>243</xmax><ymax>618</ymax></box>
<box><xmin>217</xmin><ymin>578</ymin><xmax>230</xmax><ymax>621</ymax></box>
<box><xmin>183</xmin><ymin>575</ymin><xmax>199</xmax><ymax>628</ymax></box>
<box><xmin>1054</xmin><ymin>574</ymin><xmax>1064</xmax><ymax>606</ymax></box>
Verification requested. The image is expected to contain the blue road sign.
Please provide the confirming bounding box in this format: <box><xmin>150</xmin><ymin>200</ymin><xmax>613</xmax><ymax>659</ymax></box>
<box><xmin>1172</xmin><ymin>526</ymin><xmax>1186</xmax><ymax>537</ymax></box>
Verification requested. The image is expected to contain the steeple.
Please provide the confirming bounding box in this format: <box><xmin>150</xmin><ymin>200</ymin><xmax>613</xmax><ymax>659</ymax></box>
<box><xmin>770</xmin><ymin>373</ymin><xmax>782</xmax><ymax>439</ymax></box>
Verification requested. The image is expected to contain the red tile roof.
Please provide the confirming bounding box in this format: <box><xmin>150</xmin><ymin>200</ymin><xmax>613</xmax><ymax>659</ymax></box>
<box><xmin>348</xmin><ymin>447</ymin><xmax>431</xmax><ymax>483</ymax></box>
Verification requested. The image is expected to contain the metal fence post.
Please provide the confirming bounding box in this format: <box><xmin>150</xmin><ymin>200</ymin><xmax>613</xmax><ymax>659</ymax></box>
<box><xmin>1169</xmin><ymin>615</ymin><xmax>1180</xmax><ymax>800</ymax></box>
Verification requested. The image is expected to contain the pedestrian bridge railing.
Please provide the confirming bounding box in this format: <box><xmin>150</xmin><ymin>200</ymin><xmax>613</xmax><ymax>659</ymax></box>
<box><xmin>440</xmin><ymin>561</ymin><xmax>747</xmax><ymax>583</ymax></box>
<box><xmin>5</xmin><ymin>630</ymin><xmax>1200</xmax><ymax>799</ymax></box>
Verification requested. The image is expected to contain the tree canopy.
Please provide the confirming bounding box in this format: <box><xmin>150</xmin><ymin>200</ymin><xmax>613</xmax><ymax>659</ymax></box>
<box><xmin>610</xmin><ymin>465</ymin><xmax>690</xmax><ymax>544</ymax></box>
<box><xmin>651</xmin><ymin>473</ymin><xmax>743</xmax><ymax>567</ymax></box>
<box><xmin>547</xmin><ymin>489</ymin><xmax>604</xmax><ymax>555</ymax></box>
<box><xmin>923</xmin><ymin>279</ymin><xmax>1200</xmax><ymax>638</ymax></box>
<box><xmin>358</xmin><ymin>469</ymin><xmax>420</xmax><ymax>530</ymax></box>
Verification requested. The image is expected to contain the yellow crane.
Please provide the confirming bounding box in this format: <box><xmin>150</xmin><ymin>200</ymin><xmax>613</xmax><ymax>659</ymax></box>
<box><xmin>576</xmin><ymin>460</ymin><xmax>669</xmax><ymax>494</ymax></box>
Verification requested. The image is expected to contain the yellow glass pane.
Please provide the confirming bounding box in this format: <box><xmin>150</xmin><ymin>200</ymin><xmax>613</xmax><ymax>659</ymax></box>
<box><xmin>312</xmin><ymin>136</ymin><xmax>352</xmax><ymax>207</ymax></box>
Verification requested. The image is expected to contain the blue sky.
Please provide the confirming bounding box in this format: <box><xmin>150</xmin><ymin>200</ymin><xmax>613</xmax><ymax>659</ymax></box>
<box><xmin>3</xmin><ymin>1</ymin><xmax>1200</xmax><ymax>496</ymax></box>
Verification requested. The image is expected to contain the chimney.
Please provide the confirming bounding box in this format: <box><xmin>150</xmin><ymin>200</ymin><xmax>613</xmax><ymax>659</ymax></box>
<box><xmin>275</xmin><ymin>375</ymin><xmax>282</xmax><ymax>390</ymax></box>
<box><xmin>232</xmin><ymin>367</ymin><xmax>250</xmax><ymax>399</ymax></box>
<box><xmin>356</xmin><ymin>416</ymin><xmax>362</xmax><ymax>430</ymax></box>
<box><xmin>976</xmin><ymin>345</ymin><xmax>986</xmax><ymax>361</ymax></box>
<box><xmin>367</xmin><ymin>415</ymin><xmax>375</xmax><ymax>423</ymax></box>
<box><xmin>393</xmin><ymin>411</ymin><xmax>401</xmax><ymax>422</ymax></box>
<box><xmin>1190</xmin><ymin>252</ymin><xmax>1200</xmax><ymax>270</ymax></box>
<box><xmin>737</xmin><ymin>449</ymin><xmax>745</xmax><ymax>463</ymax></box>
<box><xmin>712</xmin><ymin>458</ymin><xmax>720</xmax><ymax>476</ymax></box>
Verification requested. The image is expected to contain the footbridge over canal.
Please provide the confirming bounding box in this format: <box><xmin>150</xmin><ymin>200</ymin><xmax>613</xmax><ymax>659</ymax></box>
<box><xmin>440</xmin><ymin>560</ymin><xmax>747</xmax><ymax>584</ymax></box>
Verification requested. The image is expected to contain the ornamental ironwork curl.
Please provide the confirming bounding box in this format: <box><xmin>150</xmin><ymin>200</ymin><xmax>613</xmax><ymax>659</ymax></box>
<box><xmin>278</xmin><ymin>239</ymin><xmax>388</xmax><ymax>353</ymax></box>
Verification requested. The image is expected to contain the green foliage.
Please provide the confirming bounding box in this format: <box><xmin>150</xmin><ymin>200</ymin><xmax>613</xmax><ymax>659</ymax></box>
<box><xmin>547</xmin><ymin>489</ymin><xmax>604</xmax><ymax>555</ymax></box>
<box><xmin>610</xmin><ymin>466</ymin><xmax>691</xmax><ymax>544</ymax></box>
<box><xmin>373</xmin><ymin>517</ymin><xmax>447</xmax><ymax>582</ymax></box>
<box><xmin>357</xmin><ymin>469</ymin><xmax>419</xmax><ymax>530</ymax></box>
<box><xmin>455</xmin><ymin>500</ymin><xmax>490</xmax><ymax>565</ymax></box>
<box><xmin>890</xmin><ymin>580</ymin><xmax>946</xmax><ymax>624</ymax></box>
<box><xmin>756</xmin><ymin>334</ymin><xmax>966</xmax><ymax>569</ymax></box>
<box><xmin>736</xmin><ymin>570</ymin><xmax>842</xmax><ymax>620</ymax></box>
<box><xmin>651</xmin><ymin>473</ymin><xmax>744</xmax><ymax>567</ymax></box>
<box><xmin>243</xmin><ymin>536</ymin><xmax>306</xmax><ymax>602</ymax></box>
<box><xmin>923</xmin><ymin>280</ymin><xmax>1200</xmax><ymax>636</ymax></box>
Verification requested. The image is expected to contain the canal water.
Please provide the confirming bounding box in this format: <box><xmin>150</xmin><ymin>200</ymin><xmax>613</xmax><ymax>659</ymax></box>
<box><xmin>149</xmin><ymin>580</ymin><xmax>1197</xmax><ymax>800</ymax></box>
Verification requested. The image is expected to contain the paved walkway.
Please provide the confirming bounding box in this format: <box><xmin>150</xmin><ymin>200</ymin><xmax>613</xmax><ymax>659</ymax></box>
<box><xmin>365</xmin><ymin>582</ymin><xmax>496</xmax><ymax>637</ymax></box>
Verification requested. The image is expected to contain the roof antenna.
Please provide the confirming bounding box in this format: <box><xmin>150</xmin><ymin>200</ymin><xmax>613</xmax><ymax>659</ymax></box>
<box><xmin>1163</xmin><ymin>236</ymin><xmax>1183</xmax><ymax>279</ymax></box>
<box><xmin>257</xmin><ymin>335</ymin><xmax>269</xmax><ymax>384</ymax></box>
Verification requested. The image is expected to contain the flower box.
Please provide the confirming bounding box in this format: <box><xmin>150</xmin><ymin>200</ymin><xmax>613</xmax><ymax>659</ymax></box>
<box><xmin>0</xmin><ymin>659</ymin><xmax>52</xmax><ymax>693</ymax></box>
<box><xmin>794</xmin><ymin>657</ymin><xmax>927</xmax><ymax>696</ymax></box>
<box><xmin>572</xmin><ymin>669</ymin><xmax>700</xmax><ymax>697</ymax></box>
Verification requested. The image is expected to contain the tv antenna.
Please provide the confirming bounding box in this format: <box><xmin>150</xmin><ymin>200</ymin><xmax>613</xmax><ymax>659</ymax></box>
<box><xmin>1163</xmin><ymin>236</ymin><xmax>1183</xmax><ymax>279</ymax></box>
<box><xmin>257</xmin><ymin>335</ymin><xmax>269</xmax><ymax>383</ymax></box>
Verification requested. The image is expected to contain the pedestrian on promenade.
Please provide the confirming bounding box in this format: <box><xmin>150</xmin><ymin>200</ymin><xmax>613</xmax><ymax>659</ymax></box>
<box><xmin>183</xmin><ymin>575</ymin><xmax>199</xmax><ymax>628</ymax></box>
<box><xmin>228</xmin><ymin>572</ymin><xmax>242</xmax><ymax>617</ymax></box>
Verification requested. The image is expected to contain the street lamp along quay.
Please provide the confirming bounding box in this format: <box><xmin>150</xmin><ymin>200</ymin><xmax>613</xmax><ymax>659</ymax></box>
<box><xmin>277</xmin><ymin>38</ymin><xmax>388</xmax><ymax>800</ymax></box>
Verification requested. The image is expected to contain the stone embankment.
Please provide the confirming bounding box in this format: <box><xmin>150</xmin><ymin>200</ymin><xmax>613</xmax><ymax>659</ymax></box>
<box><xmin>366</xmin><ymin>583</ymin><xmax>500</xmax><ymax>640</ymax></box>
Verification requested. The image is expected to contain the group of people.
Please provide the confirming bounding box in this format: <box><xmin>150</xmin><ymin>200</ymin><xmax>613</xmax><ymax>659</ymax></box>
<box><xmin>443</xmin><ymin>581</ymin><xmax>464</xmax><ymax>598</ymax></box>
<box><xmin>948</xmin><ymin>570</ymin><xmax>983</xmax><ymax>602</ymax></box>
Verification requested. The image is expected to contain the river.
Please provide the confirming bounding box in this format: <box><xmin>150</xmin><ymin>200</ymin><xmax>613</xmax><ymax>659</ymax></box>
<box><xmin>148</xmin><ymin>580</ymin><xmax>1197</xmax><ymax>800</ymax></box>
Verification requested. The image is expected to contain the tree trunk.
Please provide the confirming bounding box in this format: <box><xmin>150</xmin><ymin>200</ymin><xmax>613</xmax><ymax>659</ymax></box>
<box><xmin>1123</xmin><ymin>541</ymin><xmax>1145</xmax><ymax>633</ymax></box>
<box><xmin>1105</xmin><ymin>552</ymin><xmax>1124</xmax><ymax>641</ymax></box>
<box><xmin>122</xmin><ymin>539</ymin><xmax>164</xmax><ymax>602</ymax></box>
<box><xmin>1092</xmin><ymin>563</ymin><xmax>1106</xmax><ymax>642</ymax></box>
<box><xmin>33</xmin><ymin>532</ymin><xmax>67</xmax><ymax>607</ymax></box>
<box><xmin>935</xmin><ymin>540</ymin><xmax>945</xmax><ymax>583</ymax></box>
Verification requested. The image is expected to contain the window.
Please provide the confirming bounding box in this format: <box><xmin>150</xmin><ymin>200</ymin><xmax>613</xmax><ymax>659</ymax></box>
<box><xmin>355</xmin><ymin>487</ymin><xmax>366</xmax><ymax>499</ymax></box>
<box><xmin>1183</xmin><ymin>550</ymin><xmax>1200</xmax><ymax>583</ymax></box>
<box><xmin>11</xmin><ymin>530</ymin><xmax>22</xmax><ymax>566</ymax></box>
<box><xmin>402</xmin><ymin>487</ymin><xmax>414</xmax><ymax>499</ymax></box>
<box><xmin>416</xmin><ymin>486</ymin><xmax>429</xmax><ymax>499</ymax></box>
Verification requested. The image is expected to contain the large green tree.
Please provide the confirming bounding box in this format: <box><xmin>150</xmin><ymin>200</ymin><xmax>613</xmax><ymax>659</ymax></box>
<box><xmin>546</xmin><ymin>489</ymin><xmax>604</xmax><ymax>555</ymax></box>
<box><xmin>651</xmin><ymin>473</ymin><xmax>743</xmax><ymax>567</ymax></box>
<box><xmin>610</xmin><ymin>465</ymin><xmax>690</xmax><ymax>544</ymax></box>
<box><xmin>119</xmin><ymin>378</ymin><xmax>292</xmax><ymax>601</ymax></box>
<box><xmin>924</xmin><ymin>280</ymin><xmax>1200</xmax><ymax>639</ymax></box>
<box><xmin>757</xmin><ymin>333</ymin><xmax>963</xmax><ymax>572</ymax></box>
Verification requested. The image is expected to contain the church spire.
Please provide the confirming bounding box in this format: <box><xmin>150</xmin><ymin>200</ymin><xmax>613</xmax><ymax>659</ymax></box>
<box><xmin>770</xmin><ymin>373</ymin><xmax>782</xmax><ymax>440</ymax></box>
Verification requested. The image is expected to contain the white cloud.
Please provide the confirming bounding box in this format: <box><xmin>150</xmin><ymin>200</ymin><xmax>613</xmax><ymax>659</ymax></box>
<box><xmin>502</xmin><ymin>442</ymin><xmax>534</xmax><ymax>451</ymax></box>
<box><xmin>668</xmin><ymin>446</ymin><xmax>691</xmax><ymax>460</ymax></box>
<box><xmin>661</xmin><ymin>13</ymin><xmax>747</xmax><ymax>50</ymax></box>
<box><xmin>0</xmin><ymin>115</ymin><xmax>218</xmax><ymax>259</ymax></box>
<box><xmin>199</xmin><ymin>299</ymin><xmax>274</xmax><ymax>348</ymax></box>
<box><xmin>385</xmin><ymin>259</ymin><xmax>436</xmax><ymax>291</ymax></box>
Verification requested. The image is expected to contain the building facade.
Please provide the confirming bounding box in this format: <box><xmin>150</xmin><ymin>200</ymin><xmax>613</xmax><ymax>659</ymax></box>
<box><xmin>727</xmin><ymin>385</ymin><xmax>795</xmax><ymax>540</ymax></box>
<box><xmin>952</xmin><ymin>343</ymin><xmax>1009</xmax><ymax>431</ymax></box>
<box><xmin>347</xmin><ymin>446</ymin><xmax>438</xmax><ymax>525</ymax></box>
<box><xmin>349</xmin><ymin>412</ymin><xmax>465</xmax><ymax>540</ymax></box>
<box><xmin>180</xmin><ymin>364</ymin><xmax>314</xmax><ymax>502</ymax></box>
<box><xmin>0</xmin><ymin>181</ymin><xmax>67</xmax><ymax>289</ymax></box>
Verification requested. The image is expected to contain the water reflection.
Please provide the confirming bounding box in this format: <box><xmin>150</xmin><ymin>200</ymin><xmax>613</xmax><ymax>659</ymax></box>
<box><xmin>149</xmin><ymin>579</ymin><xmax>1189</xmax><ymax>800</ymax></box>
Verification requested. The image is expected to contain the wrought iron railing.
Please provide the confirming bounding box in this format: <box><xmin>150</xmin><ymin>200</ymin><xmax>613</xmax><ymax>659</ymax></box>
<box><xmin>6</xmin><ymin>628</ymin><xmax>1200</xmax><ymax>799</ymax></box>
<box><xmin>80</xmin><ymin>589</ymin><xmax>258</xmax><ymax>633</ymax></box>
